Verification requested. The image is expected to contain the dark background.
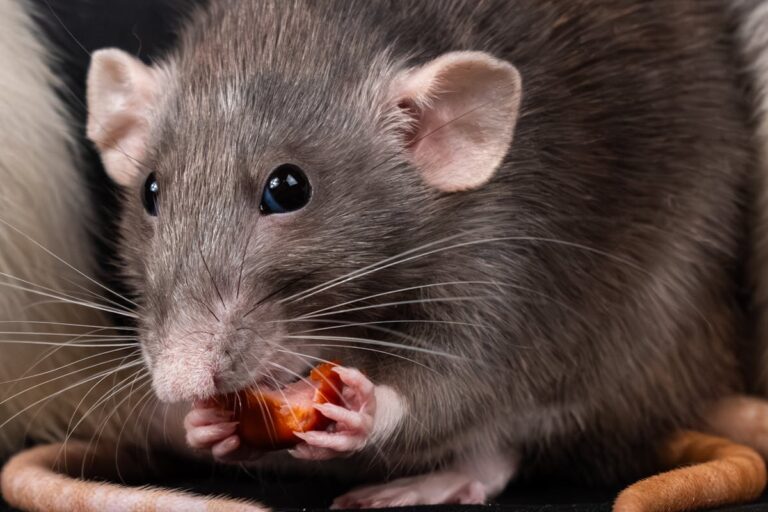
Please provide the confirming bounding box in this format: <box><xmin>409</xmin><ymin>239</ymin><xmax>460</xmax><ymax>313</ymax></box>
<box><xmin>6</xmin><ymin>1</ymin><xmax>765</xmax><ymax>510</ymax></box>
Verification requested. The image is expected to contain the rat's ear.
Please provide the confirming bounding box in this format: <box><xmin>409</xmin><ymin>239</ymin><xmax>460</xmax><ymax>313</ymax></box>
<box><xmin>86</xmin><ymin>49</ymin><xmax>159</xmax><ymax>187</ymax></box>
<box><xmin>390</xmin><ymin>51</ymin><xmax>522</xmax><ymax>192</ymax></box>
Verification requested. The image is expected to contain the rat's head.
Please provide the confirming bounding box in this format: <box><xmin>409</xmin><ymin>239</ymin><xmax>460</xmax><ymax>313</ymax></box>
<box><xmin>85</xmin><ymin>36</ymin><xmax>521</xmax><ymax>403</ymax></box>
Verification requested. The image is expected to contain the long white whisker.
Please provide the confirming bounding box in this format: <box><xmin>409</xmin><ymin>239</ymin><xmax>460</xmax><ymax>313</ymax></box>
<box><xmin>60</xmin><ymin>275</ymin><xmax>135</xmax><ymax>314</ymax></box>
<box><xmin>0</xmin><ymin>340</ymin><xmax>137</xmax><ymax>347</ymax></box>
<box><xmin>0</xmin><ymin>353</ymin><xmax>140</xmax><ymax>406</ymax></box>
<box><xmin>0</xmin><ymin>270</ymin><xmax>133</xmax><ymax>315</ymax></box>
<box><xmin>0</xmin><ymin>331</ymin><xmax>136</xmax><ymax>338</ymax></box>
<box><xmin>73</xmin><ymin>370</ymin><xmax>150</xmax><ymax>477</ymax></box>
<box><xmin>285</xmin><ymin>344</ymin><xmax>436</xmax><ymax>373</ymax></box>
<box><xmin>0</xmin><ymin>320</ymin><xmax>136</xmax><ymax>331</ymax></box>
<box><xmin>298</xmin><ymin>296</ymin><xmax>490</xmax><ymax>320</ymax></box>
<box><xmin>286</xmin><ymin>334</ymin><xmax>464</xmax><ymax>360</ymax></box>
<box><xmin>0</xmin><ymin>280</ymin><xmax>138</xmax><ymax>318</ymax></box>
<box><xmin>300</xmin><ymin>281</ymin><xmax>504</xmax><ymax>317</ymax></box>
<box><xmin>285</xmin><ymin>234</ymin><xmax>649</xmax><ymax>305</ymax></box>
<box><xmin>3</xmin><ymin>326</ymin><xmax>133</xmax><ymax>396</ymax></box>
<box><xmin>274</xmin><ymin>318</ymin><xmax>491</xmax><ymax>331</ymax></box>
<box><xmin>63</xmin><ymin>359</ymin><xmax>145</xmax><ymax>452</ymax></box>
<box><xmin>0</xmin><ymin>345</ymin><xmax>136</xmax><ymax>384</ymax></box>
<box><xmin>0</xmin><ymin>360</ymin><xmax>144</xmax><ymax>431</ymax></box>
<box><xmin>280</xmin><ymin>233</ymin><xmax>466</xmax><ymax>304</ymax></box>
<box><xmin>0</xmin><ymin>216</ymin><xmax>139</xmax><ymax>307</ymax></box>
<box><xmin>113</xmin><ymin>383</ymin><xmax>154</xmax><ymax>481</ymax></box>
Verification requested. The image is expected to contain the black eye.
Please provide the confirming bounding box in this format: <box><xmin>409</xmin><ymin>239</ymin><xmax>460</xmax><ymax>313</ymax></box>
<box><xmin>142</xmin><ymin>172</ymin><xmax>159</xmax><ymax>216</ymax></box>
<box><xmin>260</xmin><ymin>164</ymin><xmax>311</xmax><ymax>214</ymax></box>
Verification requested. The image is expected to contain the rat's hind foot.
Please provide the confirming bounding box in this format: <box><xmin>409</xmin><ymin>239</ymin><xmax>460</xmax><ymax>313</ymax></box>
<box><xmin>331</xmin><ymin>472</ymin><xmax>487</xmax><ymax>508</ymax></box>
<box><xmin>333</xmin><ymin>449</ymin><xmax>519</xmax><ymax>509</ymax></box>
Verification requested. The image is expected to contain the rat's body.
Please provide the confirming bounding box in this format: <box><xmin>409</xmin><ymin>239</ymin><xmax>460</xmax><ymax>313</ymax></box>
<box><xmin>0</xmin><ymin>0</ymin><xmax>134</xmax><ymax>457</ymax></box>
<box><xmin>41</xmin><ymin>0</ymin><xmax>756</xmax><ymax>508</ymax></box>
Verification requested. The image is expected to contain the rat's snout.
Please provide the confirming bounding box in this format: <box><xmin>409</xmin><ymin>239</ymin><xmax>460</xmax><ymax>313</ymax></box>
<box><xmin>147</xmin><ymin>316</ymin><xmax>277</xmax><ymax>403</ymax></box>
<box><xmin>150</xmin><ymin>330</ymin><xmax>232</xmax><ymax>402</ymax></box>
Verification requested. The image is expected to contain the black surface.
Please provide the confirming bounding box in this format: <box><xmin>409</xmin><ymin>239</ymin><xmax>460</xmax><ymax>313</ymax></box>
<box><xmin>2</xmin><ymin>472</ymin><xmax>768</xmax><ymax>511</ymax></box>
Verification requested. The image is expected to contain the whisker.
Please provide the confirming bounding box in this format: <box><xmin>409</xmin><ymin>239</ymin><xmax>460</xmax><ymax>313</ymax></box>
<box><xmin>300</xmin><ymin>281</ymin><xmax>501</xmax><ymax>317</ymax></box>
<box><xmin>62</xmin><ymin>356</ymin><xmax>144</xmax><ymax>451</ymax></box>
<box><xmin>286</xmin><ymin>334</ymin><xmax>464</xmax><ymax>361</ymax></box>
<box><xmin>143</xmin><ymin>395</ymin><xmax>162</xmax><ymax>465</ymax></box>
<box><xmin>0</xmin><ymin>331</ymin><xmax>136</xmax><ymax>339</ymax></box>
<box><xmin>243</xmin><ymin>268</ymin><xmax>325</xmax><ymax>319</ymax></box>
<box><xmin>279</xmin><ymin>233</ymin><xmax>466</xmax><ymax>305</ymax></box>
<box><xmin>60</xmin><ymin>275</ymin><xmax>136</xmax><ymax>314</ymax></box>
<box><xmin>285</xmin><ymin>345</ymin><xmax>436</xmax><ymax>373</ymax></box>
<box><xmin>198</xmin><ymin>242</ymin><xmax>225</xmax><ymax>309</ymax></box>
<box><xmin>298</xmin><ymin>296</ymin><xmax>491</xmax><ymax>320</ymax></box>
<box><xmin>0</xmin><ymin>271</ymin><xmax>132</xmax><ymax>314</ymax></box>
<box><xmin>0</xmin><ymin>345</ymin><xmax>136</xmax><ymax>385</ymax></box>
<box><xmin>2</xmin><ymin>327</ymin><xmax>134</xmax><ymax>395</ymax></box>
<box><xmin>191</xmin><ymin>294</ymin><xmax>220</xmax><ymax>323</ymax></box>
<box><xmin>94</xmin><ymin>378</ymin><xmax>151</xmax><ymax>482</ymax></box>
<box><xmin>113</xmin><ymin>383</ymin><xmax>154</xmax><ymax>481</ymax></box>
<box><xmin>0</xmin><ymin>340</ymin><xmax>136</xmax><ymax>347</ymax></box>
<box><xmin>282</xmin><ymin>318</ymin><xmax>491</xmax><ymax>332</ymax></box>
<box><xmin>0</xmin><ymin>216</ymin><xmax>139</xmax><ymax>308</ymax></box>
<box><xmin>0</xmin><ymin>354</ymin><xmax>142</xmax><ymax>406</ymax></box>
<box><xmin>0</xmin><ymin>320</ymin><xmax>136</xmax><ymax>331</ymax></box>
<box><xmin>236</xmin><ymin>231</ymin><xmax>253</xmax><ymax>300</ymax></box>
<box><xmin>284</xmin><ymin>234</ymin><xmax>649</xmax><ymax>306</ymax></box>
<box><xmin>71</xmin><ymin>370</ymin><xmax>150</xmax><ymax>476</ymax></box>
<box><xmin>0</xmin><ymin>359</ymin><xmax>144</xmax><ymax>431</ymax></box>
<box><xmin>0</xmin><ymin>280</ymin><xmax>138</xmax><ymax>318</ymax></box>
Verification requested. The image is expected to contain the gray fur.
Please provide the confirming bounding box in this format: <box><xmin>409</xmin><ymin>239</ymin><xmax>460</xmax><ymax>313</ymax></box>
<box><xmin>115</xmin><ymin>0</ymin><xmax>752</xmax><ymax>483</ymax></box>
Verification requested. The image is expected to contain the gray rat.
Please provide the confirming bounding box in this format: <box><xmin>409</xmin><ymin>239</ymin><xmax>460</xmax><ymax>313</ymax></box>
<box><xmin>83</xmin><ymin>0</ymin><xmax>754</xmax><ymax>506</ymax></box>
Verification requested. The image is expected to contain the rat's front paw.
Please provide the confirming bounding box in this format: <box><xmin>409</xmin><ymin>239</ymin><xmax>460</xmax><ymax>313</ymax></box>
<box><xmin>290</xmin><ymin>367</ymin><xmax>375</xmax><ymax>461</ymax></box>
<box><xmin>184</xmin><ymin>400</ymin><xmax>259</xmax><ymax>462</ymax></box>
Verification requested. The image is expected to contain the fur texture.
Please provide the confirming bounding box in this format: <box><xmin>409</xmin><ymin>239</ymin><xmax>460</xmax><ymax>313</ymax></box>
<box><xmin>97</xmin><ymin>0</ymin><xmax>752</xmax><ymax>483</ymax></box>
<box><xmin>2</xmin><ymin>0</ymin><xmax>765</xmax><ymax>511</ymax></box>
<box><xmin>0</xmin><ymin>0</ymin><xmax>131</xmax><ymax>456</ymax></box>
<box><xmin>735</xmin><ymin>0</ymin><xmax>768</xmax><ymax>394</ymax></box>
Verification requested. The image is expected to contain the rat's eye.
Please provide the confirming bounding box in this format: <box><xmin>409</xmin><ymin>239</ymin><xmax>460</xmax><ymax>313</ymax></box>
<box><xmin>142</xmin><ymin>172</ymin><xmax>159</xmax><ymax>216</ymax></box>
<box><xmin>260</xmin><ymin>164</ymin><xmax>311</xmax><ymax>215</ymax></box>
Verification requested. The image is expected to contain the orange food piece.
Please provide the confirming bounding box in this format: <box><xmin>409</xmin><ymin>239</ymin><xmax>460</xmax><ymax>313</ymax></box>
<box><xmin>220</xmin><ymin>362</ymin><xmax>343</xmax><ymax>450</ymax></box>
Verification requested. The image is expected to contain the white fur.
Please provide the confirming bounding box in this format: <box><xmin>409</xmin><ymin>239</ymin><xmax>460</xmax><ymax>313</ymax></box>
<box><xmin>0</xmin><ymin>0</ymin><xmax>122</xmax><ymax>455</ymax></box>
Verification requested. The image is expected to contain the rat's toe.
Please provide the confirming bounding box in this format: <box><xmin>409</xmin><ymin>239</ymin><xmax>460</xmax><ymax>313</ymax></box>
<box><xmin>186</xmin><ymin>421</ymin><xmax>239</xmax><ymax>448</ymax></box>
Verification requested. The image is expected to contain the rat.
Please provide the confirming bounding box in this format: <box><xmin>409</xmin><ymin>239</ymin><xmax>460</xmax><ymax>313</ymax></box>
<box><xmin>72</xmin><ymin>0</ymin><xmax>758</xmax><ymax>508</ymax></box>
<box><xmin>0</xmin><ymin>0</ymin><xmax>131</xmax><ymax>460</ymax></box>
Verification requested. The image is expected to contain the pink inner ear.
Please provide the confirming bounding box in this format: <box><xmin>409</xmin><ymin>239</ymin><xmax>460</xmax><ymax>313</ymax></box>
<box><xmin>86</xmin><ymin>49</ymin><xmax>159</xmax><ymax>187</ymax></box>
<box><xmin>392</xmin><ymin>51</ymin><xmax>522</xmax><ymax>193</ymax></box>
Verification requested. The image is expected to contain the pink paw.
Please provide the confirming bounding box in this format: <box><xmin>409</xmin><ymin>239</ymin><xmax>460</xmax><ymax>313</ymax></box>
<box><xmin>184</xmin><ymin>399</ymin><xmax>260</xmax><ymax>462</ymax></box>
<box><xmin>332</xmin><ymin>472</ymin><xmax>487</xmax><ymax>508</ymax></box>
<box><xmin>290</xmin><ymin>366</ymin><xmax>375</xmax><ymax>461</ymax></box>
